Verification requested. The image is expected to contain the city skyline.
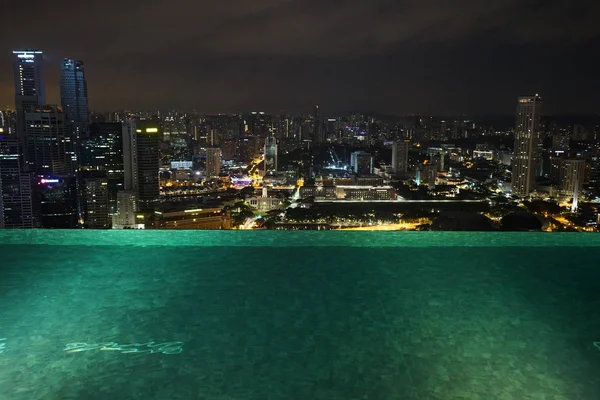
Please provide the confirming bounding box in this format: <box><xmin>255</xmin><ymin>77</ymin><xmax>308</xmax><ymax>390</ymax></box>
<box><xmin>2</xmin><ymin>1</ymin><xmax>600</xmax><ymax>115</ymax></box>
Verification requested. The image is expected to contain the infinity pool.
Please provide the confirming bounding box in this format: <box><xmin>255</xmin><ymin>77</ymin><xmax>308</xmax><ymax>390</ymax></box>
<box><xmin>1</xmin><ymin>231</ymin><xmax>599</xmax><ymax>399</ymax></box>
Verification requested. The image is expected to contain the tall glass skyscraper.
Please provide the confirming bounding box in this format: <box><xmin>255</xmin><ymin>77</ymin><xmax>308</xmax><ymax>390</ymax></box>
<box><xmin>60</xmin><ymin>58</ymin><xmax>89</xmax><ymax>137</ymax></box>
<box><xmin>512</xmin><ymin>95</ymin><xmax>542</xmax><ymax>197</ymax></box>
<box><xmin>12</xmin><ymin>50</ymin><xmax>45</xmax><ymax>150</ymax></box>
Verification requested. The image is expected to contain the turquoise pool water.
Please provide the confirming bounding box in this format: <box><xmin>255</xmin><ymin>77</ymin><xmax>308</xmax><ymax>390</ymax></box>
<box><xmin>1</xmin><ymin>231</ymin><xmax>599</xmax><ymax>399</ymax></box>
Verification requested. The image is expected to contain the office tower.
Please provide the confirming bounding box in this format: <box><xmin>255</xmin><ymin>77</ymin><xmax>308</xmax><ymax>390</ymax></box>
<box><xmin>238</xmin><ymin>137</ymin><xmax>257</xmax><ymax>162</ymax></box>
<box><xmin>392</xmin><ymin>140</ymin><xmax>410</xmax><ymax>178</ymax></box>
<box><xmin>221</xmin><ymin>139</ymin><xmax>237</xmax><ymax>161</ymax></box>
<box><xmin>60</xmin><ymin>59</ymin><xmax>89</xmax><ymax>140</ymax></box>
<box><xmin>82</xmin><ymin>171</ymin><xmax>109</xmax><ymax>229</ymax></box>
<box><xmin>37</xmin><ymin>176</ymin><xmax>78</xmax><ymax>228</ymax></box>
<box><xmin>512</xmin><ymin>95</ymin><xmax>542</xmax><ymax>196</ymax></box>
<box><xmin>122</xmin><ymin>120</ymin><xmax>138</xmax><ymax>192</ymax></box>
<box><xmin>0</xmin><ymin>135</ymin><xmax>34</xmax><ymax>228</ymax></box>
<box><xmin>313</xmin><ymin>105</ymin><xmax>324</xmax><ymax>143</ymax></box>
<box><xmin>422</xmin><ymin>165</ymin><xmax>438</xmax><ymax>187</ymax></box>
<box><xmin>206</xmin><ymin>147</ymin><xmax>221</xmax><ymax>177</ymax></box>
<box><xmin>350</xmin><ymin>151</ymin><xmax>373</xmax><ymax>175</ymax></box>
<box><xmin>135</xmin><ymin>121</ymin><xmax>160</xmax><ymax>213</ymax></box>
<box><xmin>13</xmin><ymin>50</ymin><xmax>45</xmax><ymax>154</ymax></box>
<box><xmin>264</xmin><ymin>136</ymin><xmax>277</xmax><ymax>176</ymax></box>
<box><xmin>120</xmin><ymin>119</ymin><xmax>160</xmax><ymax>214</ymax></box>
<box><xmin>112</xmin><ymin>190</ymin><xmax>137</xmax><ymax>229</ymax></box>
<box><xmin>86</xmin><ymin>123</ymin><xmax>124</xmax><ymax>214</ymax></box>
<box><xmin>560</xmin><ymin>158</ymin><xmax>585</xmax><ymax>202</ymax></box>
<box><xmin>25</xmin><ymin>105</ymin><xmax>74</xmax><ymax>176</ymax></box>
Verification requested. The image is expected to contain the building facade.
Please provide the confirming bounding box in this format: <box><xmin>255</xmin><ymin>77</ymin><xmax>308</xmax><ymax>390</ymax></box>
<box><xmin>512</xmin><ymin>95</ymin><xmax>542</xmax><ymax>196</ymax></box>
<box><xmin>206</xmin><ymin>147</ymin><xmax>221</xmax><ymax>177</ymax></box>
<box><xmin>264</xmin><ymin>136</ymin><xmax>277</xmax><ymax>175</ymax></box>
<box><xmin>392</xmin><ymin>140</ymin><xmax>410</xmax><ymax>178</ymax></box>
<box><xmin>0</xmin><ymin>135</ymin><xmax>34</xmax><ymax>228</ymax></box>
<box><xmin>350</xmin><ymin>151</ymin><xmax>373</xmax><ymax>175</ymax></box>
<box><xmin>13</xmin><ymin>50</ymin><xmax>45</xmax><ymax>156</ymax></box>
<box><xmin>25</xmin><ymin>105</ymin><xmax>74</xmax><ymax>176</ymax></box>
<box><xmin>60</xmin><ymin>58</ymin><xmax>89</xmax><ymax>142</ymax></box>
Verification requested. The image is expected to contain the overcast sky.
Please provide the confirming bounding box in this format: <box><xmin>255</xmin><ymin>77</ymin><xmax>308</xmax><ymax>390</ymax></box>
<box><xmin>2</xmin><ymin>0</ymin><xmax>599</xmax><ymax>115</ymax></box>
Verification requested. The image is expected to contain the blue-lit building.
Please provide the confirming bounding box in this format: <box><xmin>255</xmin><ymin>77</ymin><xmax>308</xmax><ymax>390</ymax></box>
<box><xmin>60</xmin><ymin>58</ymin><xmax>89</xmax><ymax>139</ymax></box>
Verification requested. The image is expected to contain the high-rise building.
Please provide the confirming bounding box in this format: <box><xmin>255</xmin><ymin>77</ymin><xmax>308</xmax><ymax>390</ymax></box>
<box><xmin>135</xmin><ymin>121</ymin><xmax>160</xmax><ymax>213</ymax></box>
<box><xmin>350</xmin><ymin>151</ymin><xmax>373</xmax><ymax>175</ymax></box>
<box><xmin>60</xmin><ymin>59</ymin><xmax>89</xmax><ymax>140</ymax></box>
<box><xmin>85</xmin><ymin>123</ymin><xmax>124</xmax><ymax>214</ymax></box>
<box><xmin>25</xmin><ymin>105</ymin><xmax>74</xmax><ymax>176</ymax></box>
<box><xmin>82</xmin><ymin>171</ymin><xmax>109</xmax><ymax>229</ymax></box>
<box><xmin>392</xmin><ymin>140</ymin><xmax>410</xmax><ymax>178</ymax></box>
<box><xmin>120</xmin><ymin>119</ymin><xmax>160</xmax><ymax>214</ymax></box>
<box><xmin>37</xmin><ymin>176</ymin><xmax>78</xmax><ymax>228</ymax></box>
<box><xmin>112</xmin><ymin>190</ymin><xmax>137</xmax><ymax>229</ymax></box>
<box><xmin>512</xmin><ymin>95</ymin><xmax>542</xmax><ymax>196</ymax></box>
<box><xmin>0</xmin><ymin>135</ymin><xmax>34</xmax><ymax>228</ymax></box>
<box><xmin>313</xmin><ymin>105</ymin><xmax>324</xmax><ymax>143</ymax></box>
<box><xmin>206</xmin><ymin>147</ymin><xmax>221</xmax><ymax>177</ymax></box>
<box><xmin>421</xmin><ymin>165</ymin><xmax>438</xmax><ymax>187</ymax></box>
<box><xmin>13</xmin><ymin>50</ymin><xmax>45</xmax><ymax>161</ymax></box>
<box><xmin>264</xmin><ymin>136</ymin><xmax>277</xmax><ymax>176</ymax></box>
<box><xmin>560</xmin><ymin>159</ymin><xmax>585</xmax><ymax>196</ymax></box>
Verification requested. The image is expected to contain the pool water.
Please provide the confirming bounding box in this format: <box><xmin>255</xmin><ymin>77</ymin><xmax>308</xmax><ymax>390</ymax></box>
<box><xmin>1</xmin><ymin>232</ymin><xmax>599</xmax><ymax>399</ymax></box>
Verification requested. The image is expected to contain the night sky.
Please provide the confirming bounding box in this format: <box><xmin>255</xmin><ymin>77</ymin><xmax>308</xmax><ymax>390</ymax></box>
<box><xmin>2</xmin><ymin>0</ymin><xmax>599</xmax><ymax>115</ymax></box>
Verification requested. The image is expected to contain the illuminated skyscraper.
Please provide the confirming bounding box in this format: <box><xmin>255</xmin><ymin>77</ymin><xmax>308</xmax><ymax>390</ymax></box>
<box><xmin>82</xmin><ymin>171</ymin><xmax>109</xmax><ymax>229</ymax></box>
<box><xmin>512</xmin><ymin>95</ymin><xmax>542</xmax><ymax>196</ymax></box>
<box><xmin>206</xmin><ymin>147</ymin><xmax>221</xmax><ymax>177</ymax></box>
<box><xmin>13</xmin><ymin>50</ymin><xmax>45</xmax><ymax>156</ymax></box>
<box><xmin>0</xmin><ymin>135</ymin><xmax>34</xmax><ymax>228</ymax></box>
<box><xmin>264</xmin><ymin>136</ymin><xmax>277</xmax><ymax>176</ymax></box>
<box><xmin>60</xmin><ymin>59</ymin><xmax>89</xmax><ymax>139</ymax></box>
<box><xmin>120</xmin><ymin>119</ymin><xmax>160</xmax><ymax>214</ymax></box>
<box><xmin>559</xmin><ymin>158</ymin><xmax>585</xmax><ymax>211</ymax></box>
<box><xmin>135</xmin><ymin>121</ymin><xmax>160</xmax><ymax>213</ymax></box>
<box><xmin>25</xmin><ymin>105</ymin><xmax>74</xmax><ymax>176</ymax></box>
<box><xmin>392</xmin><ymin>140</ymin><xmax>410</xmax><ymax>178</ymax></box>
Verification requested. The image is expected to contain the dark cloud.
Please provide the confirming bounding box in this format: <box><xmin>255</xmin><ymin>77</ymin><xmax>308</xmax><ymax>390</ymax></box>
<box><xmin>1</xmin><ymin>0</ymin><xmax>599</xmax><ymax>114</ymax></box>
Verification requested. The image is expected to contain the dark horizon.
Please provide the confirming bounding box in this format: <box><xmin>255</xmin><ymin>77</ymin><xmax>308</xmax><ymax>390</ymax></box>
<box><xmin>2</xmin><ymin>1</ymin><xmax>600</xmax><ymax>115</ymax></box>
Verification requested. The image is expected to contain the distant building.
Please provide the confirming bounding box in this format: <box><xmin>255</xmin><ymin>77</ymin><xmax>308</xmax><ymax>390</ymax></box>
<box><xmin>0</xmin><ymin>135</ymin><xmax>34</xmax><ymax>228</ymax></box>
<box><xmin>37</xmin><ymin>176</ymin><xmax>78</xmax><ymax>228</ymax></box>
<box><xmin>119</xmin><ymin>119</ymin><xmax>160</xmax><ymax>216</ymax></box>
<box><xmin>512</xmin><ymin>95</ymin><xmax>542</xmax><ymax>196</ymax></box>
<box><xmin>135</xmin><ymin>121</ymin><xmax>160</xmax><ymax>213</ymax></box>
<box><xmin>25</xmin><ymin>105</ymin><xmax>74</xmax><ymax>176</ymax></box>
<box><xmin>151</xmin><ymin>207</ymin><xmax>231</xmax><ymax>229</ymax></box>
<box><xmin>121</xmin><ymin>120</ymin><xmax>160</xmax><ymax>214</ymax></box>
<box><xmin>313</xmin><ymin>105</ymin><xmax>324</xmax><ymax>143</ymax></box>
<box><xmin>82</xmin><ymin>171</ymin><xmax>109</xmax><ymax>229</ymax></box>
<box><xmin>112</xmin><ymin>190</ymin><xmax>138</xmax><ymax>229</ymax></box>
<box><xmin>560</xmin><ymin>159</ymin><xmax>585</xmax><ymax>211</ymax></box>
<box><xmin>13</xmin><ymin>50</ymin><xmax>45</xmax><ymax>155</ymax></box>
<box><xmin>350</xmin><ymin>151</ymin><xmax>373</xmax><ymax>175</ymax></box>
<box><xmin>392</xmin><ymin>140</ymin><xmax>410</xmax><ymax>178</ymax></box>
<box><xmin>205</xmin><ymin>147</ymin><xmax>221</xmax><ymax>177</ymax></box>
<box><xmin>421</xmin><ymin>165</ymin><xmax>438</xmax><ymax>187</ymax></box>
<box><xmin>248</xmin><ymin>186</ymin><xmax>281</xmax><ymax>212</ymax></box>
<box><xmin>60</xmin><ymin>58</ymin><xmax>89</xmax><ymax>140</ymax></box>
<box><xmin>221</xmin><ymin>138</ymin><xmax>237</xmax><ymax>161</ymax></box>
<box><xmin>85</xmin><ymin>122</ymin><xmax>124</xmax><ymax>215</ymax></box>
<box><xmin>264</xmin><ymin>136</ymin><xmax>277</xmax><ymax>175</ymax></box>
